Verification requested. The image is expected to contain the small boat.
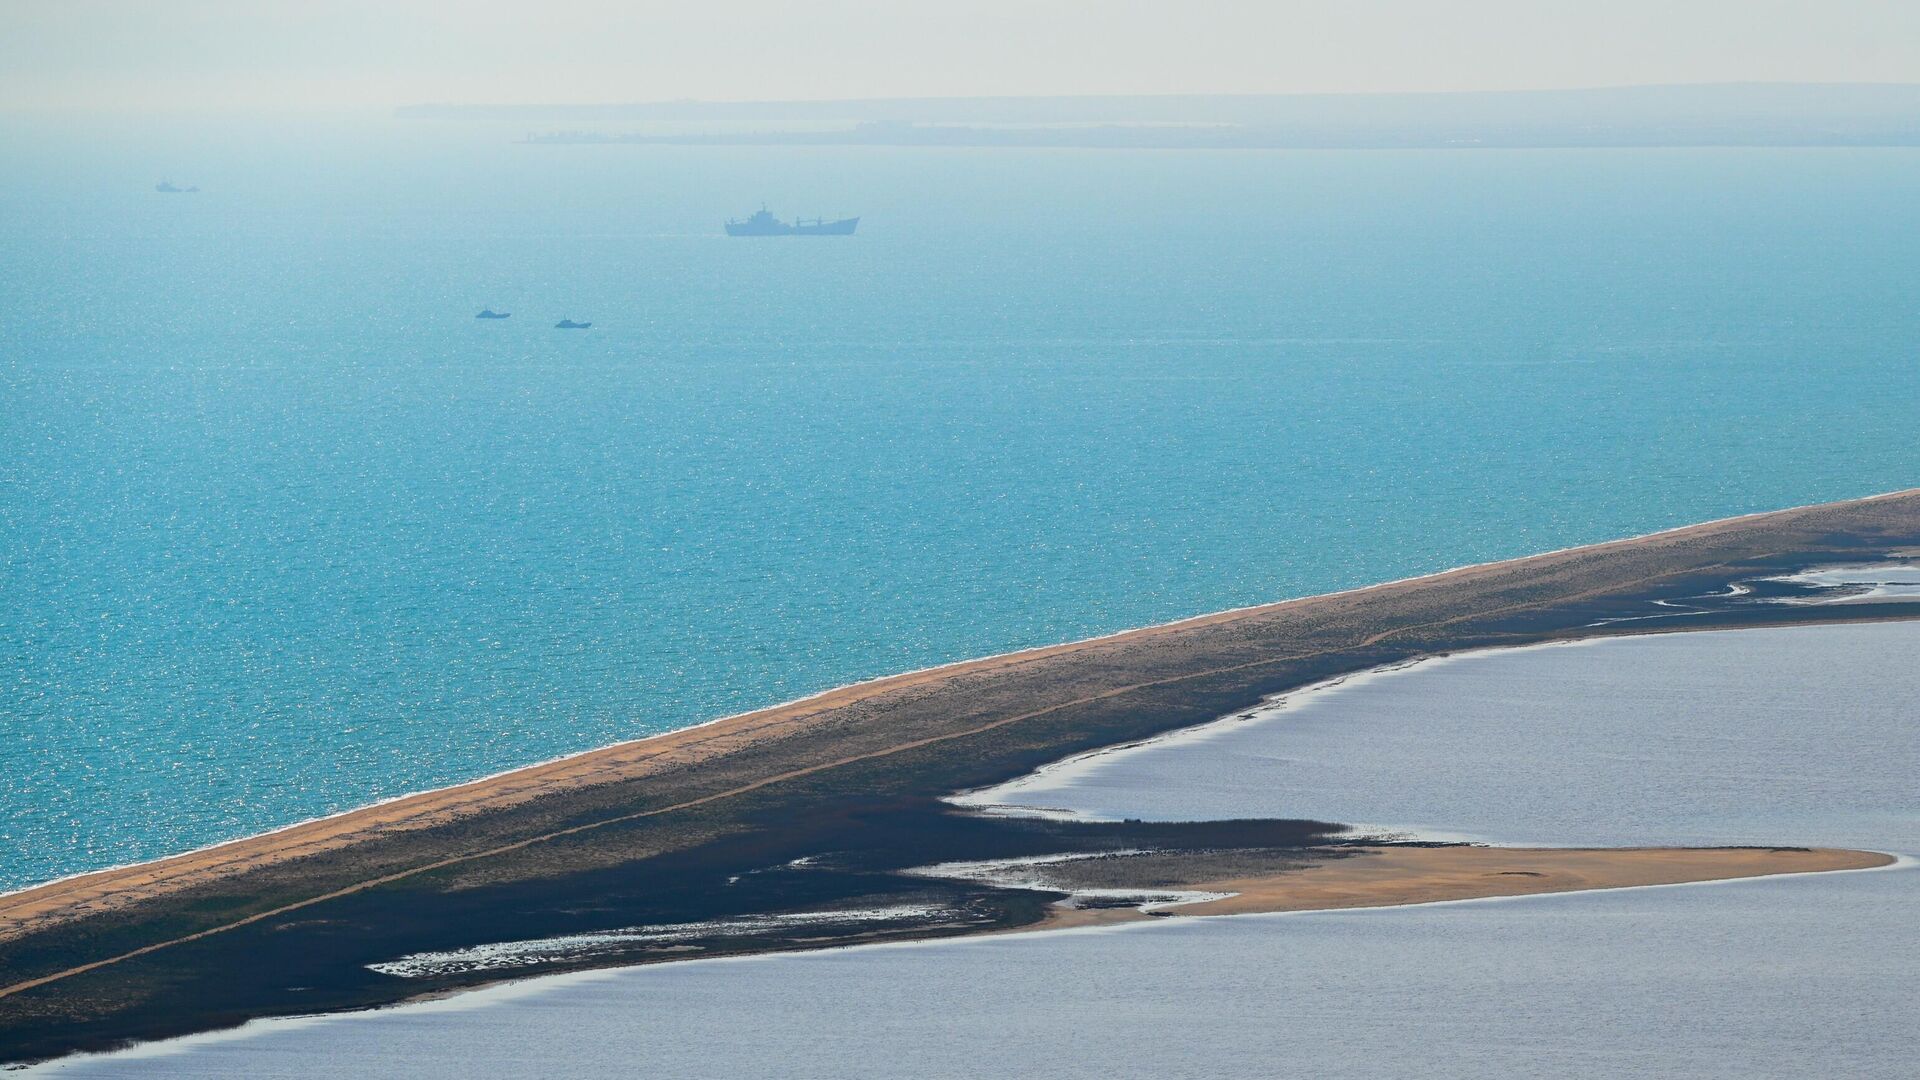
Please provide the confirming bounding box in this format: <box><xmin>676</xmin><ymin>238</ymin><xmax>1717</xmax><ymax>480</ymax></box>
<box><xmin>154</xmin><ymin>180</ymin><xmax>200</xmax><ymax>193</ymax></box>
<box><xmin>476</xmin><ymin>309</ymin><xmax>511</xmax><ymax>319</ymax></box>
<box><xmin>554</xmin><ymin>319</ymin><xmax>592</xmax><ymax>329</ymax></box>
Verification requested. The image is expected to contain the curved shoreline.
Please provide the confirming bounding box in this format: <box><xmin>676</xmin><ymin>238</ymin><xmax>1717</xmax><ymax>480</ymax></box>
<box><xmin>7</xmin><ymin>487</ymin><xmax>1917</xmax><ymax>935</ymax></box>
<box><xmin>955</xmin><ymin>615</ymin><xmax>1920</xmax><ymax>832</ymax></box>
<box><xmin>0</xmin><ymin>506</ymin><xmax>1792</xmax><ymax>908</ymax></box>
<box><xmin>6</xmin><ymin>488</ymin><xmax>1920</xmax><ymax>1064</ymax></box>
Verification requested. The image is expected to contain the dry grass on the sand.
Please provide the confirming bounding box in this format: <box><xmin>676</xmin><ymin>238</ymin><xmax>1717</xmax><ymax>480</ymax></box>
<box><xmin>1037</xmin><ymin>846</ymin><xmax>1893</xmax><ymax>926</ymax></box>
<box><xmin>9</xmin><ymin>488</ymin><xmax>1919</xmax><ymax>944</ymax></box>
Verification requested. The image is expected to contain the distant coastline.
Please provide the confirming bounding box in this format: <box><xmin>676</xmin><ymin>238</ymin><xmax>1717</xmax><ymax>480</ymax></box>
<box><xmin>399</xmin><ymin>83</ymin><xmax>1920</xmax><ymax>149</ymax></box>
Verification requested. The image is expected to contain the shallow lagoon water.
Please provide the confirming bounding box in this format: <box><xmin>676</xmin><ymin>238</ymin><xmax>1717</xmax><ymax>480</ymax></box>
<box><xmin>966</xmin><ymin>620</ymin><xmax>1920</xmax><ymax>848</ymax></box>
<box><xmin>34</xmin><ymin>620</ymin><xmax>1919</xmax><ymax>1078</ymax></box>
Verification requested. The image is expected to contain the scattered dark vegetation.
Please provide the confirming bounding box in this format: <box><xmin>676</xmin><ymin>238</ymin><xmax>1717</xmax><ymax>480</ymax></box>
<box><xmin>5</xmin><ymin>494</ymin><xmax>1920</xmax><ymax>1065</ymax></box>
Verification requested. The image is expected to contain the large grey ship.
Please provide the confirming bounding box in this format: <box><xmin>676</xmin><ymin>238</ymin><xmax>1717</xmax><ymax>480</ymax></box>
<box><xmin>725</xmin><ymin>208</ymin><xmax>858</xmax><ymax>236</ymax></box>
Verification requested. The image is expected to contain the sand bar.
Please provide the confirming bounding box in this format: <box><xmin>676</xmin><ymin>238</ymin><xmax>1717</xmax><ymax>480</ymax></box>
<box><xmin>6</xmin><ymin>487</ymin><xmax>1919</xmax><ymax>944</ymax></box>
<box><xmin>1166</xmin><ymin>845</ymin><xmax>1897</xmax><ymax>917</ymax></box>
<box><xmin>6</xmin><ymin>490</ymin><xmax>1920</xmax><ymax>1063</ymax></box>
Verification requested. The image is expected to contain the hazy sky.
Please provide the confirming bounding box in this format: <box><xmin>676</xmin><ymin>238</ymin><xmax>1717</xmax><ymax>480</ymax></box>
<box><xmin>5</xmin><ymin>0</ymin><xmax>1919</xmax><ymax>111</ymax></box>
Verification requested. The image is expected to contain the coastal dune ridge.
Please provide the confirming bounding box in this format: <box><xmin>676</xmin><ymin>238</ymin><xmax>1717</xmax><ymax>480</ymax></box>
<box><xmin>5</xmin><ymin>487</ymin><xmax>1920</xmax><ymax>1064</ymax></box>
<box><xmin>6</xmin><ymin>485</ymin><xmax>1917</xmax><ymax>940</ymax></box>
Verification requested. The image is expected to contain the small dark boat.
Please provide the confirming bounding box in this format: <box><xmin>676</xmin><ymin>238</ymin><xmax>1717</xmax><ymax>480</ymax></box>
<box><xmin>476</xmin><ymin>309</ymin><xmax>511</xmax><ymax>319</ymax></box>
<box><xmin>554</xmin><ymin>319</ymin><xmax>592</xmax><ymax>329</ymax></box>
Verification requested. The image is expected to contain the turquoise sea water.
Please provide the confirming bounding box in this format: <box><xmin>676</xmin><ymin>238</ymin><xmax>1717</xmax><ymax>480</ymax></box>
<box><xmin>4</xmin><ymin>115</ymin><xmax>1918</xmax><ymax>891</ymax></box>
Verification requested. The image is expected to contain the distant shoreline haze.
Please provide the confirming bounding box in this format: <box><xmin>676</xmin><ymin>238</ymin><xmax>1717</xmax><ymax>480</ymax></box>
<box><xmin>398</xmin><ymin>83</ymin><xmax>1920</xmax><ymax>148</ymax></box>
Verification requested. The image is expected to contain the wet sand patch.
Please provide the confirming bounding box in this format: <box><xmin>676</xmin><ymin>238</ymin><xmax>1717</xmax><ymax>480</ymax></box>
<box><xmin>1025</xmin><ymin>845</ymin><xmax>1896</xmax><ymax>925</ymax></box>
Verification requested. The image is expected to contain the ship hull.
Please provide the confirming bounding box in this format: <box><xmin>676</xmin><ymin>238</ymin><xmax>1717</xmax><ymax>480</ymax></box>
<box><xmin>725</xmin><ymin>216</ymin><xmax>859</xmax><ymax>236</ymax></box>
<box><xmin>794</xmin><ymin>217</ymin><xmax>858</xmax><ymax>235</ymax></box>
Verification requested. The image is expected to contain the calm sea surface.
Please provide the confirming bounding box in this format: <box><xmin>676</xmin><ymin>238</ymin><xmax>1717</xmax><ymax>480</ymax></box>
<box><xmin>32</xmin><ymin>621</ymin><xmax>1919</xmax><ymax>1077</ymax></box>
<box><xmin>4</xmin><ymin>116</ymin><xmax>1919</xmax><ymax>889</ymax></box>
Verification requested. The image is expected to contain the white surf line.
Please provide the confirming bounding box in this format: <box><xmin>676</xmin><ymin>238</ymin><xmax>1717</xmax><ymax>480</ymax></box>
<box><xmin>1756</xmin><ymin>562</ymin><xmax>1920</xmax><ymax>605</ymax></box>
<box><xmin>367</xmin><ymin>904</ymin><xmax>957</xmax><ymax>979</ymax></box>
<box><xmin>949</xmin><ymin>648</ymin><xmax>1568</xmax><ymax>825</ymax></box>
<box><xmin>10</xmin><ymin>487</ymin><xmax>1916</xmax><ymax>903</ymax></box>
<box><xmin>902</xmin><ymin>849</ymin><xmax>1155</xmax><ymax>891</ymax></box>
<box><xmin>945</xmin><ymin>657</ymin><xmax>1446</xmax><ymax>821</ymax></box>
<box><xmin>904</xmin><ymin>850</ymin><xmax>1241</xmax><ymax>913</ymax></box>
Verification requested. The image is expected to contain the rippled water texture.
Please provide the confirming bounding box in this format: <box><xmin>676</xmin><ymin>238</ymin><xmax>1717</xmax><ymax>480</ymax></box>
<box><xmin>5</xmin><ymin>116</ymin><xmax>1919</xmax><ymax>888</ymax></box>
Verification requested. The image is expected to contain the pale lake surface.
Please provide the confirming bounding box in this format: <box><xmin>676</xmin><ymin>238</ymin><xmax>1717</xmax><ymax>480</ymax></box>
<box><xmin>34</xmin><ymin>620</ymin><xmax>1919</xmax><ymax>1078</ymax></box>
<box><xmin>6</xmin><ymin>115</ymin><xmax>1920</xmax><ymax>891</ymax></box>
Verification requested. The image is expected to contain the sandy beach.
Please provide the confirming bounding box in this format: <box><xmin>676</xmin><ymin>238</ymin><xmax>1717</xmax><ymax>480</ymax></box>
<box><xmin>6</xmin><ymin>487</ymin><xmax>1918</xmax><ymax>945</ymax></box>
<box><xmin>5</xmin><ymin>488</ymin><xmax>1920</xmax><ymax>1063</ymax></box>
<box><xmin>999</xmin><ymin>844</ymin><xmax>1894</xmax><ymax>930</ymax></box>
<box><xmin>1169</xmin><ymin>846</ymin><xmax>1895</xmax><ymax>916</ymax></box>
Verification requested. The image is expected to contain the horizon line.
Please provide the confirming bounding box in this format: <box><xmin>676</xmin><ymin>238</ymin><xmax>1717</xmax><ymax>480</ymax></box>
<box><xmin>398</xmin><ymin>79</ymin><xmax>1920</xmax><ymax>110</ymax></box>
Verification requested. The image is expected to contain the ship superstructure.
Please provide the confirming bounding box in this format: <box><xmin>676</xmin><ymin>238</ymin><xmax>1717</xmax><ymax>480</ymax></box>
<box><xmin>725</xmin><ymin>208</ymin><xmax>859</xmax><ymax>236</ymax></box>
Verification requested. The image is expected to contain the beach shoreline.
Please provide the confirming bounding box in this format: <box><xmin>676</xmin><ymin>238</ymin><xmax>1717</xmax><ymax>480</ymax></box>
<box><xmin>1119</xmin><ymin>846</ymin><xmax>1897</xmax><ymax>920</ymax></box>
<box><xmin>6</xmin><ymin>488</ymin><xmax>1920</xmax><ymax>1064</ymax></box>
<box><xmin>7</xmin><ymin>487</ymin><xmax>1919</xmax><ymax>938</ymax></box>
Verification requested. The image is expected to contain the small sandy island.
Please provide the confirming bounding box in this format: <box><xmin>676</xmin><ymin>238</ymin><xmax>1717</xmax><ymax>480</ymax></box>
<box><xmin>1039</xmin><ymin>845</ymin><xmax>1894</xmax><ymax>929</ymax></box>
